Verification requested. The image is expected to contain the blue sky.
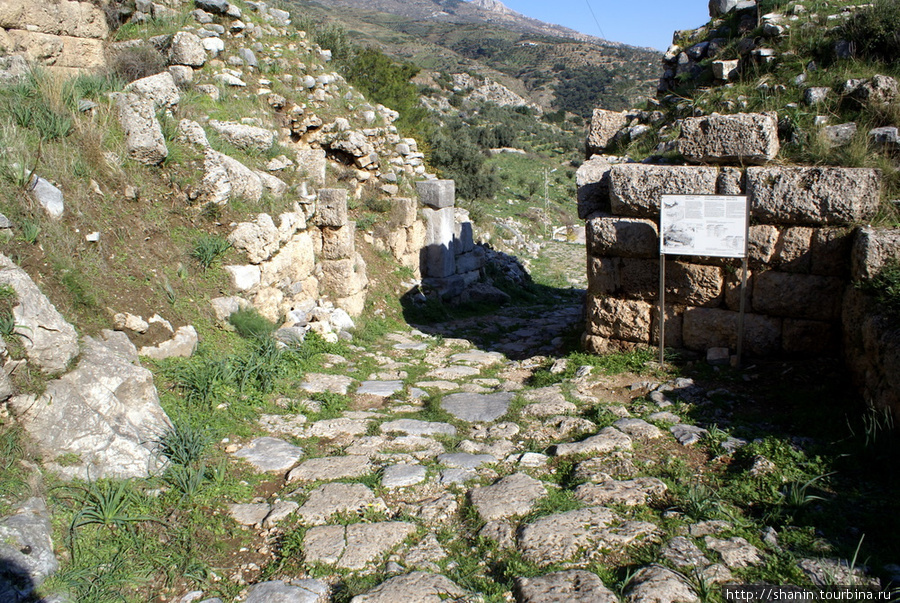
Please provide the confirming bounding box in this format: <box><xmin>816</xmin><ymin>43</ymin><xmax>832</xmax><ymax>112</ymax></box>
<box><xmin>494</xmin><ymin>0</ymin><xmax>711</xmax><ymax>51</ymax></box>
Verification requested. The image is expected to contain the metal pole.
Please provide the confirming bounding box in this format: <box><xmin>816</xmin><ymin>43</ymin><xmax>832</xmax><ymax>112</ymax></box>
<box><xmin>659</xmin><ymin>254</ymin><xmax>666</xmax><ymax>366</ymax></box>
<box><xmin>736</xmin><ymin>257</ymin><xmax>748</xmax><ymax>367</ymax></box>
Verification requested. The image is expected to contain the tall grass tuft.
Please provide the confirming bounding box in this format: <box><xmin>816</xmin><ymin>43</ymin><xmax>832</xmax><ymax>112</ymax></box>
<box><xmin>190</xmin><ymin>234</ymin><xmax>231</xmax><ymax>270</ymax></box>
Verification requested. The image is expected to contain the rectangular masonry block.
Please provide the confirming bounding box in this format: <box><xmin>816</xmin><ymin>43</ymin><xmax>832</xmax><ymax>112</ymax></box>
<box><xmin>752</xmin><ymin>270</ymin><xmax>844</xmax><ymax>320</ymax></box>
<box><xmin>651</xmin><ymin>304</ymin><xmax>684</xmax><ymax>348</ymax></box>
<box><xmin>851</xmin><ymin>226</ymin><xmax>900</xmax><ymax>281</ymax></box>
<box><xmin>810</xmin><ymin>228</ymin><xmax>852</xmax><ymax>277</ymax></box>
<box><xmin>679</xmin><ymin>112</ymin><xmax>780</xmax><ymax>165</ymax></box>
<box><xmin>666</xmin><ymin>261</ymin><xmax>724</xmax><ymax>307</ymax></box>
<box><xmin>320</xmin><ymin>223</ymin><xmax>355</xmax><ymax>260</ymax></box>
<box><xmin>609</xmin><ymin>164</ymin><xmax>718</xmax><ymax>218</ymax></box>
<box><xmin>587</xmin><ymin>214</ymin><xmax>659</xmax><ymax>258</ymax></box>
<box><xmin>417</xmin><ymin>179</ymin><xmax>455</xmax><ymax>209</ymax></box>
<box><xmin>316</xmin><ymin>188</ymin><xmax>348</xmax><ymax>227</ymax></box>
<box><xmin>421</xmin><ymin>206</ymin><xmax>456</xmax><ymax>278</ymax></box>
<box><xmin>576</xmin><ymin>156</ymin><xmax>614</xmax><ymax>219</ymax></box>
<box><xmin>682</xmin><ymin>307</ymin><xmax>782</xmax><ymax>356</ymax></box>
<box><xmin>782</xmin><ymin>318</ymin><xmax>838</xmax><ymax>354</ymax></box>
<box><xmin>746</xmin><ymin>166</ymin><xmax>881</xmax><ymax>225</ymax></box>
<box><xmin>586</xmin><ymin>296</ymin><xmax>652</xmax><ymax>343</ymax></box>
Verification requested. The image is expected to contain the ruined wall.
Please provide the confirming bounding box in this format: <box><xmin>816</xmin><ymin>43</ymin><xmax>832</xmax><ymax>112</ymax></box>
<box><xmin>579</xmin><ymin>111</ymin><xmax>883</xmax><ymax>360</ymax></box>
<box><xmin>0</xmin><ymin>0</ymin><xmax>109</xmax><ymax>77</ymax></box>
<box><xmin>843</xmin><ymin>228</ymin><xmax>900</xmax><ymax>415</ymax></box>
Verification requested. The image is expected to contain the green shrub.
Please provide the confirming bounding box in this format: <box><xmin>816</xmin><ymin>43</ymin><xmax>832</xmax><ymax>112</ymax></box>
<box><xmin>842</xmin><ymin>0</ymin><xmax>900</xmax><ymax>63</ymax></box>
<box><xmin>0</xmin><ymin>73</ymin><xmax>73</xmax><ymax>140</ymax></box>
<box><xmin>156</xmin><ymin>422</ymin><xmax>210</xmax><ymax>467</ymax></box>
<box><xmin>190</xmin><ymin>234</ymin><xmax>231</xmax><ymax>270</ymax></box>
<box><xmin>227</xmin><ymin>307</ymin><xmax>276</xmax><ymax>340</ymax></box>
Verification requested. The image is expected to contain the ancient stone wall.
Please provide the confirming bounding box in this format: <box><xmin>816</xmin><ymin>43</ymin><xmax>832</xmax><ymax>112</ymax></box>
<box><xmin>579</xmin><ymin>110</ymin><xmax>883</xmax><ymax>361</ymax></box>
<box><xmin>0</xmin><ymin>0</ymin><xmax>109</xmax><ymax>77</ymax></box>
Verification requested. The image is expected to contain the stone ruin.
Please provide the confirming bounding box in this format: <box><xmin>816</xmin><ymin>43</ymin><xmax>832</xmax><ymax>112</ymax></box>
<box><xmin>579</xmin><ymin>110</ymin><xmax>900</xmax><ymax>414</ymax></box>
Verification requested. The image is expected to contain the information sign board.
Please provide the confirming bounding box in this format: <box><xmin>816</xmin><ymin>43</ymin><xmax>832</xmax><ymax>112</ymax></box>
<box><xmin>659</xmin><ymin>195</ymin><xmax>748</xmax><ymax>259</ymax></box>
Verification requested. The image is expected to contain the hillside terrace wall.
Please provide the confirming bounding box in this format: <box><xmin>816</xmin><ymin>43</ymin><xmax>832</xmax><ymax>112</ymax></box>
<box><xmin>579</xmin><ymin>112</ymin><xmax>884</xmax><ymax>361</ymax></box>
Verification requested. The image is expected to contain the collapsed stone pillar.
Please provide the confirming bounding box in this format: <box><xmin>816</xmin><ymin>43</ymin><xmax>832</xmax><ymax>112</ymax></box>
<box><xmin>418</xmin><ymin>180</ymin><xmax>457</xmax><ymax>279</ymax></box>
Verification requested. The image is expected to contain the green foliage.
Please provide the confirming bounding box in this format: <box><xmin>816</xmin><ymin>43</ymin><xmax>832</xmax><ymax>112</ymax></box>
<box><xmin>553</xmin><ymin>64</ymin><xmax>634</xmax><ymax>117</ymax></box>
<box><xmin>857</xmin><ymin>261</ymin><xmax>900</xmax><ymax>319</ymax></box>
<box><xmin>190</xmin><ymin>234</ymin><xmax>232</xmax><ymax>270</ymax></box>
<box><xmin>18</xmin><ymin>219</ymin><xmax>40</xmax><ymax>245</ymax></box>
<box><xmin>0</xmin><ymin>424</ymin><xmax>29</xmax><ymax>513</ymax></box>
<box><xmin>841</xmin><ymin>0</ymin><xmax>900</xmax><ymax>64</ymax></box>
<box><xmin>429</xmin><ymin>120</ymin><xmax>499</xmax><ymax>201</ymax></box>
<box><xmin>228</xmin><ymin>307</ymin><xmax>276</xmax><ymax>340</ymax></box>
<box><xmin>0</xmin><ymin>72</ymin><xmax>73</xmax><ymax>140</ymax></box>
<box><xmin>55</xmin><ymin>261</ymin><xmax>99</xmax><ymax>309</ymax></box>
<box><xmin>69</xmin><ymin>480</ymin><xmax>155</xmax><ymax>542</ymax></box>
<box><xmin>171</xmin><ymin>356</ymin><xmax>235</xmax><ymax>409</ymax></box>
<box><xmin>156</xmin><ymin>421</ymin><xmax>210</xmax><ymax>467</ymax></box>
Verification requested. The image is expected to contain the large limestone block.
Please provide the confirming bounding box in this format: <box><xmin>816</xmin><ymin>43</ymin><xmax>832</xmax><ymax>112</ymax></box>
<box><xmin>296</xmin><ymin>148</ymin><xmax>327</xmax><ymax>185</ymax></box>
<box><xmin>682</xmin><ymin>307</ymin><xmax>782</xmax><ymax>355</ymax></box>
<box><xmin>516</xmin><ymin>570</ymin><xmax>617</xmax><ymax>603</ymax></box>
<box><xmin>316</xmin><ymin>189</ymin><xmax>348</xmax><ymax>227</ymax></box>
<box><xmin>576</xmin><ymin>156</ymin><xmax>614</xmax><ymax>219</ymax></box>
<box><xmin>390</xmin><ymin>197</ymin><xmax>418</xmax><ymax>228</ymax></box>
<box><xmin>168</xmin><ymin>31</ymin><xmax>206</xmax><ymax>67</ymax></box>
<box><xmin>842</xmin><ymin>288</ymin><xmax>900</xmax><ymax>414</ymax></box>
<box><xmin>229</xmin><ymin>214</ymin><xmax>279</xmax><ymax>264</ymax></box>
<box><xmin>679</xmin><ymin>112</ymin><xmax>779</xmax><ymax>165</ymax></box>
<box><xmin>587</xmin><ymin>296</ymin><xmax>652</xmax><ymax>343</ymax></box>
<box><xmin>586</xmin><ymin>109</ymin><xmax>629</xmax><ymax>155</ymax></box>
<box><xmin>115</xmin><ymin>92</ymin><xmax>167</xmax><ymax>165</ymax></box>
<box><xmin>651</xmin><ymin>305</ymin><xmax>684</xmax><ymax>348</ymax></box>
<box><xmin>811</xmin><ymin>228</ymin><xmax>852</xmax><ymax>277</ymax></box>
<box><xmin>417</xmin><ymin>179</ymin><xmax>455</xmax><ymax>209</ymax></box>
<box><xmin>746</xmin><ymin>167</ymin><xmax>881</xmax><ymax>225</ymax></box>
<box><xmin>350</xmin><ymin>572</ymin><xmax>466</xmax><ymax>603</ymax></box>
<box><xmin>852</xmin><ymin>227</ymin><xmax>900</xmax><ymax>281</ymax></box>
<box><xmin>772</xmin><ymin>227</ymin><xmax>813</xmax><ymax>273</ymax></box>
<box><xmin>319</xmin><ymin>254</ymin><xmax>367</xmax><ymax>298</ymax></box>
<box><xmin>260</xmin><ymin>232</ymin><xmax>315</xmax><ymax>286</ymax></box>
<box><xmin>609</xmin><ymin>165</ymin><xmax>718</xmax><ymax>218</ymax></box>
<box><xmin>320</xmin><ymin>223</ymin><xmax>355</xmax><ymax>260</ymax></box>
<box><xmin>0</xmin><ymin>254</ymin><xmax>78</xmax><ymax>373</ymax></box>
<box><xmin>0</xmin><ymin>497</ymin><xmax>59</xmax><ymax>594</ymax></box>
<box><xmin>667</xmin><ymin>262</ymin><xmax>724</xmax><ymax>307</ymax></box>
<box><xmin>203</xmin><ymin>150</ymin><xmax>263</xmax><ymax>203</ymax></box>
<box><xmin>782</xmin><ymin>318</ymin><xmax>837</xmax><ymax>353</ymax></box>
<box><xmin>752</xmin><ymin>271</ymin><xmax>843</xmax><ymax>320</ymax></box>
<box><xmin>588</xmin><ymin>257</ymin><xmax>656</xmax><ymax>299</ymax></box>
<box><xmin>124</xmin><ymin>71</ymin><xmax>180</xmax><ymax>110</ymax></box>
<box><xmin>587</xmin><ymin>215</ymin><xmax>658</xmax><ymax>258</ymax></box>
<box><xmin>421</xmin><ymin>206</ymin><xmax>456</xmax><ymax>278</ymax></box>
<box><xmin>209</xmin><ymin>119</ymin><xmax>275</xmax><ymax>152</ymax></box>
<box><xmin>8</xmin><ymin>331</ymin><xmax>171</xmax><ymax>480</ymax></box>
<box><xmin>6</xmin><ymin>30</ymin><xmax>105</xmax><ymax>72</ymax></box>
<box><xmin>0</xmin><ymin>0</ymin><xmax>109</xmax><ymax>38</ymax></box>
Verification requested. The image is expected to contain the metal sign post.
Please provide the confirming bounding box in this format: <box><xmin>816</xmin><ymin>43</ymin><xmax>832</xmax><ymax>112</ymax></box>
<box><xmin>658</xmin><ymin>195</ymin><xmax>750</xmax><ymax>367</ymax></box>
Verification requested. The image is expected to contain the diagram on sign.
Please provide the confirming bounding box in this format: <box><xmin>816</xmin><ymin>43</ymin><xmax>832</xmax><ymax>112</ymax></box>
<box><xmin>659</xmin><ymin>195</ymin><xmax>748</xmax><ymax>259</ymax></box>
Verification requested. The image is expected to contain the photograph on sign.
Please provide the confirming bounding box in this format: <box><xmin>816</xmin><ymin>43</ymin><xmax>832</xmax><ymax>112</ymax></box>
<box><xmin>659</xmin><ymin>195</ymin><xmax>748</xmax><ymax>258</ymax></box>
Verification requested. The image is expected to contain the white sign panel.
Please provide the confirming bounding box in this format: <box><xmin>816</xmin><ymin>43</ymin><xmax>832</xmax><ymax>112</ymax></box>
<box><xmin>660</xmin><ymin>195</ymin><xmax>748</xmax><ymax>258</ymax></box>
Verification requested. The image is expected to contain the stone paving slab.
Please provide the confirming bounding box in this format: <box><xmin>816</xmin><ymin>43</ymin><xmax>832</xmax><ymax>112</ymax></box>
<box><xmin>625</xmin><ymin>565</ymin><xmax>699</xmax><ymax>603</ymax></box>
<box><xmin>287</xmin><ymin>455</ymin><xmax>371</xmax><ymax>483</ymax></box>
<box><xmin>232</xmin><ymin>437</ymin><xmax>303</xmax><ymax>473</ymax></box>
<box><xmin>300</xmin><ymin>373</ymin><xmax>355</xmax><ymax>395</ymax></box>
<box><xmin>305</xmin><ymin>418</ymin><xmax>371</xmax><ymax>439</ymax></box>
<box><xmin>441</xmin><ymin>392</ymin><xmax>513</xmax><ymax>422</ymax></box>
<box><xmin>574</xmin><ymin>477</ymin><xmax>668</xmax><ymax>506</ymax></box>
<box><xmin>297</xmin><ymin>483</ymin><xmax>382</xmax><ymax>525</ymax></box>
<box><xmin>382</xmin><ymin>464</ymin><xmax>427</xmax><ymax>488</ymax></box>
<box><xmin>304</xmin><ymin>522</ymin><xmax>416</xmax><ymax>570</ymax></box>
<box><xmin>426</xmin><ymin>365</ymin><xmax>481</xmax><ymax>379</ymax></box>
<box><xmin>380</xmin><ymin>419</ymin><xmax>457</xmax><ymax>436</ymax></box>
<box><xmin>437</xmin><ymin>452</ymin><xmax>495</xmax><ymax>469</ymax></box>
<box><xmin>554</xmin><ymin>427</ymin><xmax>632</xmax><ymax>456</ymax></box>
<box><xmin>245</xmin><ymin>579</ymin><xmax>329</xmax><ymax>603</ymax></box>
<box><xmin>469</xmin><ymin>473</ymin><xmax>546</xmax><ymax>521</ymax></box>
<box><xmin>515</xmin><ymin>570</ymin><xmax>617</xmax><ymax>603</ymax></box>
<box><xmin>356</xmin><ymin>380</ymin><xmax>404</xmax><ymax>397</ymax></box>
<box><xmin>349</xmin><ymin>571</ymin><xmax>466</xmax><ymax>602</ymax></box>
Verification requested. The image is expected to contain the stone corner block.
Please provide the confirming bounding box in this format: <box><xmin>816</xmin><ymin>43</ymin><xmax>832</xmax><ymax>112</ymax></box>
<box><xmin>316</xmin><ymin>188</ymin><xmax>348</xmax><ymax>227</ymax></box>
<box><xmin>679</xmin><ymin>112</ymin><xmax>779</xmax><ymax>165</ymax></box>
<box><xmin>417</xmin><ymin>180</ymin><xmax>455</xmax><ymax>209</ymax></box>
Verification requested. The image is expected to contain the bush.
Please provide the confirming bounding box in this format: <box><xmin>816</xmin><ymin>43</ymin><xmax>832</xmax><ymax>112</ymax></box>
<box><xmin>109</xmin><ymin>45</ymin><xmax>166</xmax><ymax>82</ymax></box>
<box><xmin>842</xmin><ymin>0</ymin><xmax>900</xmax><ymax>63</ymax></box>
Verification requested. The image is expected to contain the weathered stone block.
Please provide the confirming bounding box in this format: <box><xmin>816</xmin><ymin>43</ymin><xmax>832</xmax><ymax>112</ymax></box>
<box><xmin>717</xmin><ymin>167</ymin><xmax>744</xmax><ymax>195</ymax></box>
<box><xmin>783</xmin><ymin>318</ymin><xmax>837</xmax><ymax>353</ymax></box>
<box><xmin>752</xmin><ymin>271</ymin><xmax>843</xmax><ymax>320</ymax></box>
<box><xmin>667</xmin><ymin>262</ymin><xmax>724</xmax><ymax>307</ymax></box>
<box><xmin>679</xmin><ymin>112</ymin><xmax>779</xmax><ymax>165</ymax></box>
<box><xmin>417</xmin><ymin>179</ymin><xmax>455</xmax><ymax>209</ymax></box>
<box><xmin>746</xmin><ymin>167</ymin><xmax>881</xmax><ymax>225</ymax></box>
<box><xmin>712</xmin><ymin>59</ymin><xmax>740</xmax><ymax>80</ymax></box>
<box><xmin>588</xmin><ymin>257</ymin><xmax>656</xmax><ymax>300</ymax></box>
<box><xmin>0</xmin><ymin>0</ymin><xmax>109</xmax><ymax>39</ymax></box>
<box><xmin>842</xmin><ymin>288</ymin><xmax>900</xmax><ymax>415</ymax></box>
<box><xmin>576</xmin><ymin>156</ymin><xmax>613</xmax><ymax>219</ymax></box>
<box><xmin>114</xmin><ymin>92</ymin><xmax>167</xmax><ymax>165</ymax></box>
<box><xmin>587</xmin><ymin>296</ymin><xmax>652</xmax><ymax>343</ymax></box>
<box><xmin>773</xmin><ymin>227</ymin><xmax>813</xmax><ymax>272</ymax></box>
<box><xmin>455</xmin><ymin>251</ymin><xmax>483</xmax><ymax>274</ymax></box>
<box><xmin>586</xmin><ymin>109</ymin><xmax>629</xmax><ymax>156</ymax></box>
<box><xmin>455</xmin><ymin>219</ymin><xmax>475</xmax><ymax>254</ymax></box>
<box><xmin>682</xmin><ymin>307</ymin><xmax>782</xmax><ymax>356</ymax></box>
<box><xmin>587</xmin><ymin>215</ymin><xmax>658</xmax><ymax>258</ymax></box>
<box><xmin>810</xmin><ymin>228</ymin><xmax>852</xmax><ymax>277</ymax></box>
<box><xmin>421</xmin><ymin>206</ymin><xmax>456</xmax><ymax>278</ymax></box>
<box><xmin>390</xmin><ymin>197</ymin><xmax>418</xmax><ymax>228</ymax></box>
<box><xmin>316</xmin><ymin>189</ymin><xmax>348</xmax><ymax>227</ymax></box>
<box><xmin>296</xmin><ymin>149</ymin><xmax>326</xmax><ymax>185</ymax></box>
<box><xmin>319</xmin><ymin>254</ymin><xmax>367</xmax><ymax>298</ymax></box>
<box><xmin>651</xmin><ymin>305</ymin><xmax>684</xmax><ymax>348</ymax></box>
<box><xmin>724</xmin><ymin>267</ymin><xmax>753</xmax><ymax>312</ymax></box>
<box><xmin>852</xmin><ymin>227</ymin><xmax>900</xmax><ymax>281</ymax></box>
<box><xmin>748</xmin><ymin>225</ymin><xmax>778</xmax><ymax>265</ymax></box>
<box><xmin>609</xmin><ymin>165</ymin><xmax>718</xmax><ymax>218</ymax></box>
<box><xmin>321</xmin><ymin>223</ymin><xmax>355</xmax><ymax>260</ymax></box>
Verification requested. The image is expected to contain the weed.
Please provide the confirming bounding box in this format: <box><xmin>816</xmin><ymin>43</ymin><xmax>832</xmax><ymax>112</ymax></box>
<box><xmin>190</xmin><ymin>234</ymin><xmax>232</xmax><ymax>270</ymax></box>
<box><xmin>841</xmin><ymin>0</ymin><xmax>900</xmax><ymax>64</ymax></box>
<box><xmin>109</xmin><ymin>44</ymin><xmax>167</xmax><ymax>82</ymax></box>
<box><xmin>68</xmin><ymin>480</ymin><xmax>156</xmax><ymax>549</ymax></box>
<box><xmin>156</xmin><ymin>421</ymin><xmax>210</xmax><ymax>467</ymax></box>
<box><xmin>228</xmin><ymin>307</ymin><xmax>276</xmax><ymax>340</ymax></box>
<box><xmin>170</xmin><ymin>356</ymin><xmax>235</xmax><ymax>409</ymax></box>
<box><xmin>676</xmin><ymin>482</ymin><xmax>721</xmax><ymax>521</ymax></box>
<box><xmin>780</xmin><ymin>473</ymin><xmax>830</xmax><ymax>512</ymax></box>
<box><xmin>164</xmin><ymin>462</ymin><xmax>208</xmax><ymax>499</ymax></box>
<box><xmin>18</xmin><ymin>219</ymin><xmax>40</xmax><ymax>245</ymax></box>
<box><xmin>856</xmin><ymin>261</ymin><xmax>900</xmax><ymax>320</ymax></box>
